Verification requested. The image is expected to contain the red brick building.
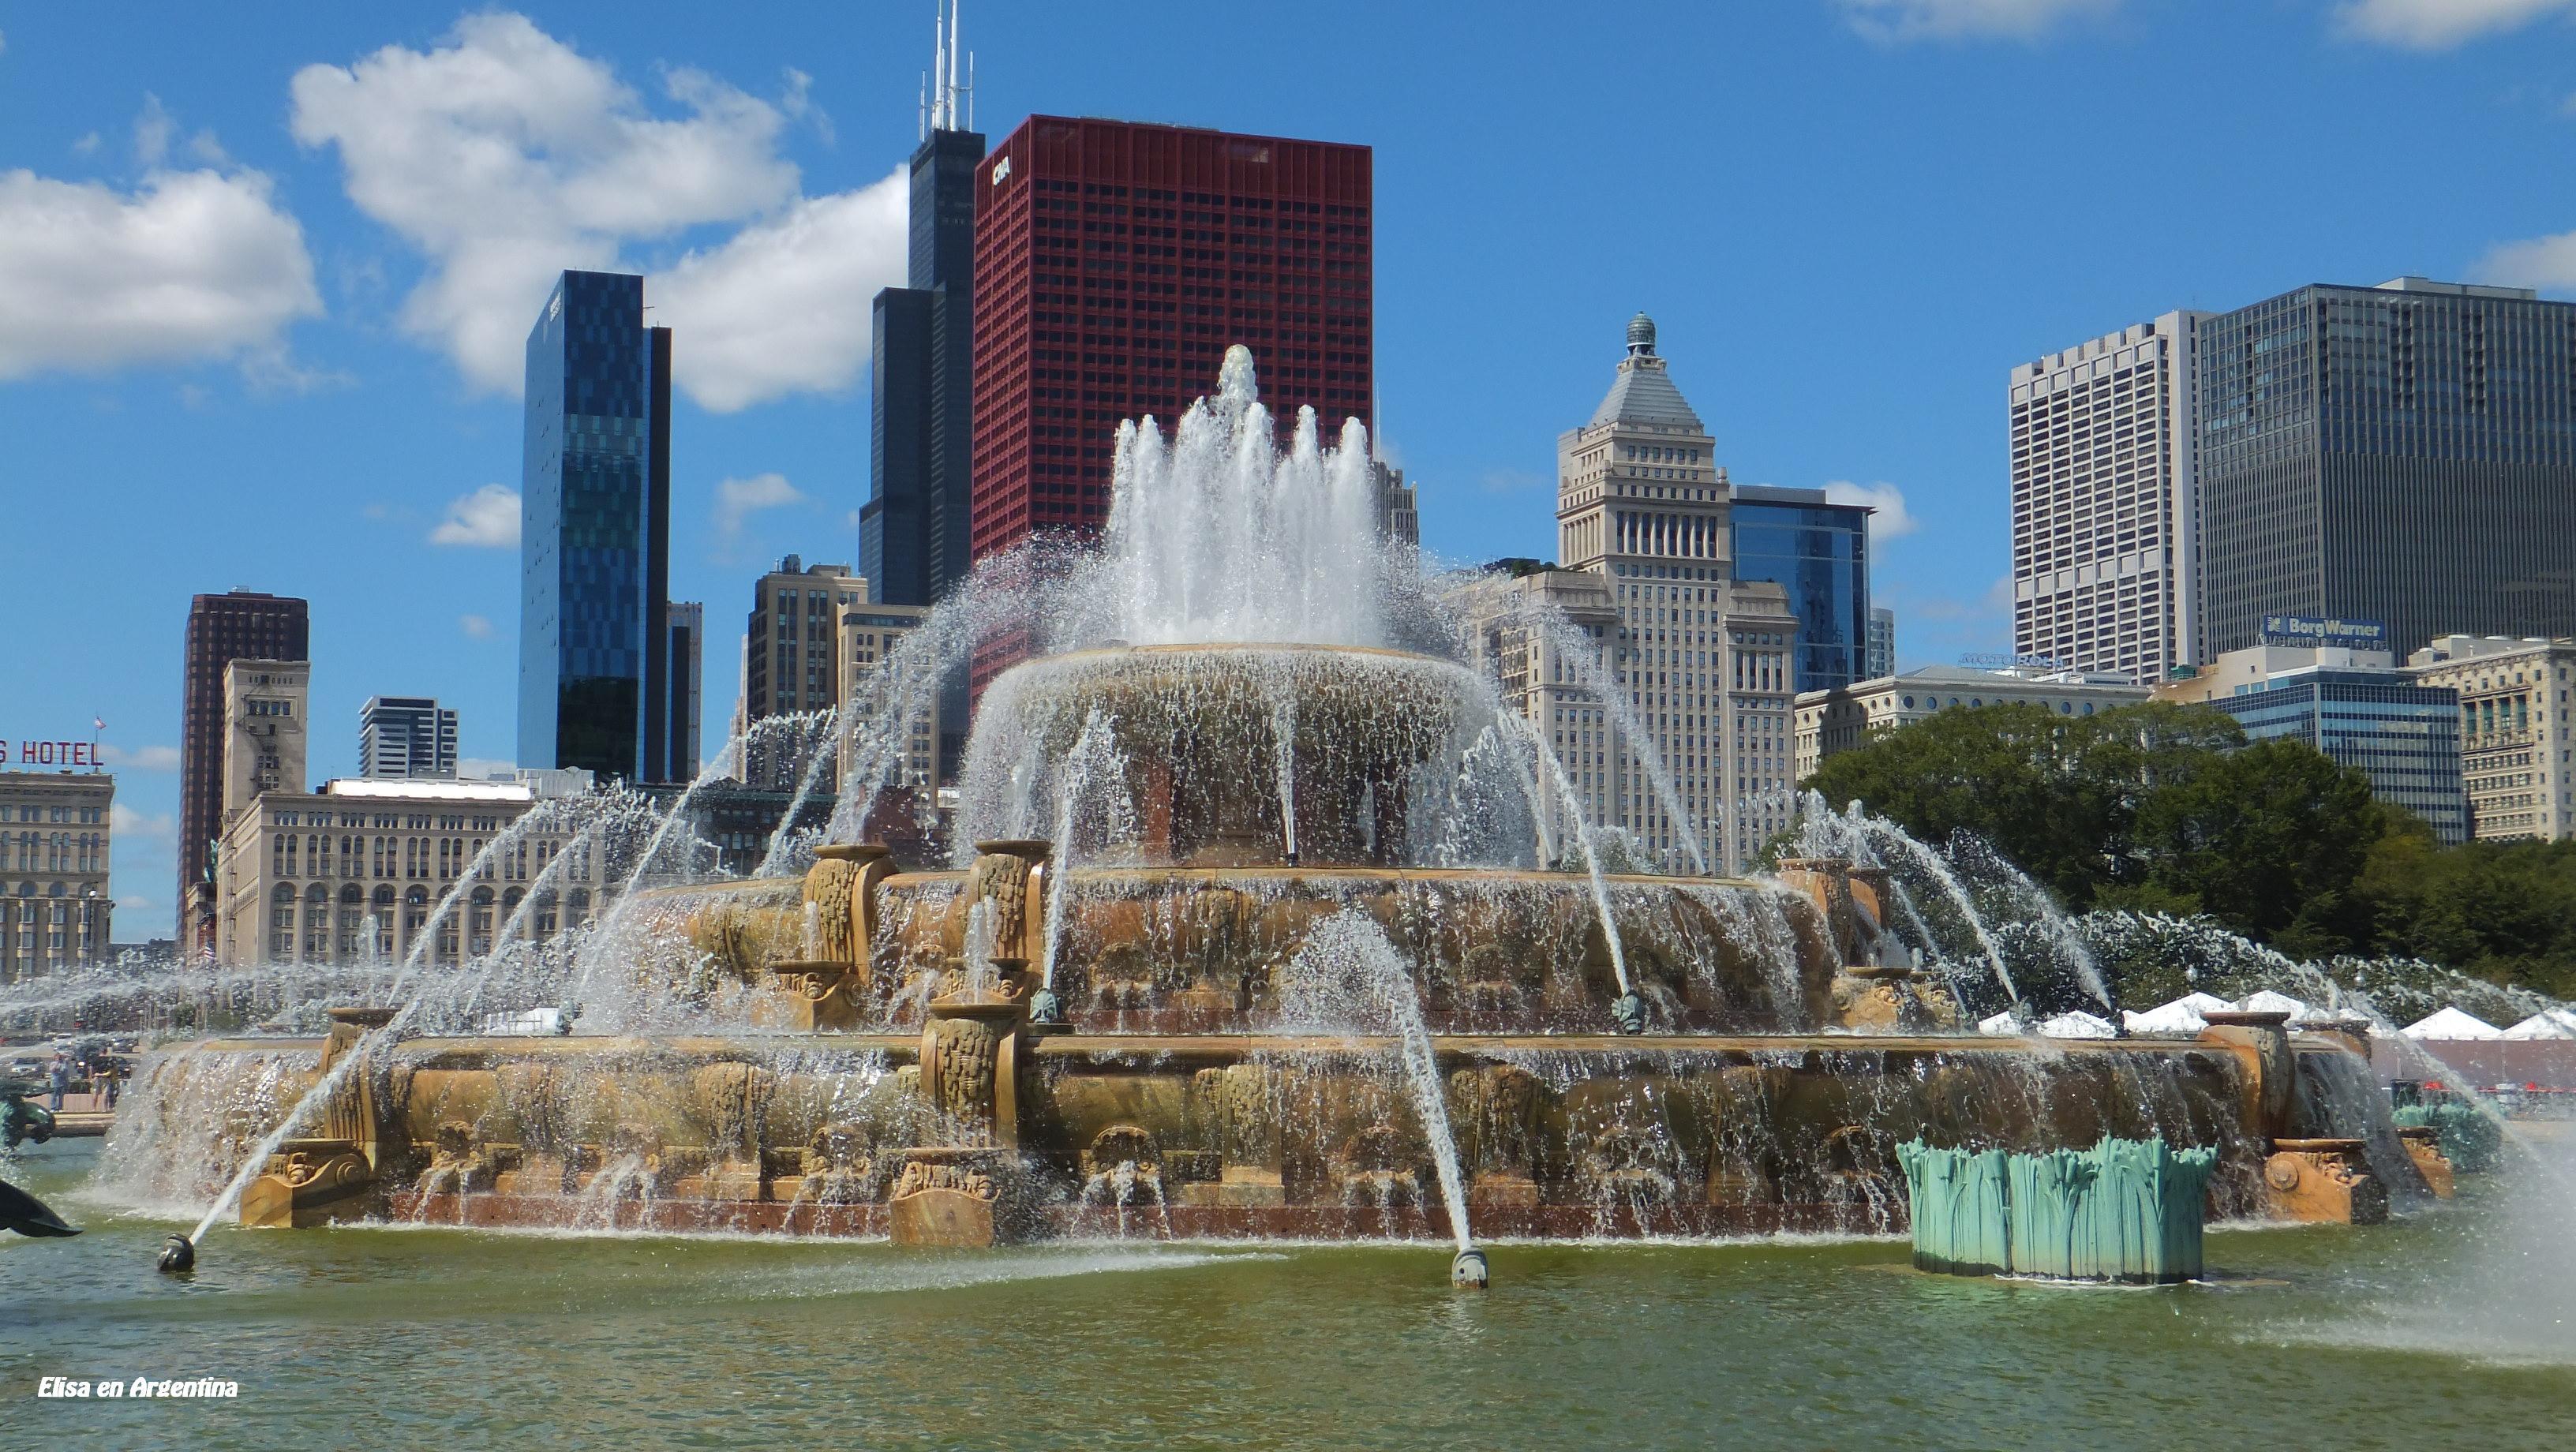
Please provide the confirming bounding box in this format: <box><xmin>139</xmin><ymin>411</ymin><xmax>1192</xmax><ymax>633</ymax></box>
<box><xmin>968</xmin><ymin>116</ymin><xmax>1374</xmax><ymax>561</ymax></box>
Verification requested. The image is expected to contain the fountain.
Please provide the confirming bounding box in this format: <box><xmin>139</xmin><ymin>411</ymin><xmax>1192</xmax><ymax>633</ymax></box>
<box><xmin>85</xmin><ymin>350</ymin><xmax>2421</xmax><ymax>1273</ymax></box>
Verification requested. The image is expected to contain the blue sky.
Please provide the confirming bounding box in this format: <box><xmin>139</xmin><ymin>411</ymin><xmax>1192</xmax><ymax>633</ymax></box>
<box><xmin>6</xmin><ymin>0</ymin><xmax>2575</xmax><ymax>932</ymax></box>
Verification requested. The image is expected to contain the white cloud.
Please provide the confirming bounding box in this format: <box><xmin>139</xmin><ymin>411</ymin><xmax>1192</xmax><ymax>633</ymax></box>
<box><xmin>459</xmin><ymin>613</ymin><xmax>496</xmax><ymax>639</ymax></box>
<box><xmin>110</xmin><ymin>803</ymin><xmax>175</xmax><ymax>843</ymax></box>
<box><xmin>1835</xmin><ymin>0</ymin><xmax>2115</xmax><ymax>41</ymax></box>
<box><xmin>430</xmin><ymin>484</ymin><xmax>521</xmax><ymax>547</ymax></box>
<box><xmin>99</xmin><ymin>743</ymin><xmax>182</xmax><ymax>772</ymax></box>
<box><xmin>134</xmin><ymin>94</ymin><xmax>174</xmax><ymax>167</ymax></box>
<box><xmin>1822</xmin><ymin>481</ymin><xmax>1919</xmax><ymax>542</ymax></box>
<box><xmin>289</xmin><ymin>13</ymin><xmax>898</xmax><ymax>410</ymax></box>
<box><xmin>1911</xmin><ymin>575</ymin><xmax>2015</xmax><ymax>622</ymax></box>
<box><xmin>2335</xmin><ymin>0</ymin><xmax>2576</xmax><ymax>49</ymax></box>
<box><xmin>2473</xmin><ymin>229</ymin><xmax>2576</xmax><ymax>290</ymax></box>
<box><xmin>715</xmin><ymin>472</ymin><xmax>806</xmax><ymax>535</ymax></box>
<box><xmin>654</xmin><ymin>178</ymin><xmax>907</xmax><ymax>411</ymax></box>
<box><xmin>0</xmin><ymin>165</ymin><xmax>321</xmax><ymax>380</ymax></box>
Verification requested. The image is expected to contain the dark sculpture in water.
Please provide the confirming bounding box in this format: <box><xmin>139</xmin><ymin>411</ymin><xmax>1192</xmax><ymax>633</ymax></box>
<box><xmin>1</xmin><ymin>1177</ymin><xmax>80</xmax><ymax>1237</ymax></box>
<box><xmin>2</xmin><ymin>1080</ymin><xmax>57</xmax><ymax>1149</ymax></box>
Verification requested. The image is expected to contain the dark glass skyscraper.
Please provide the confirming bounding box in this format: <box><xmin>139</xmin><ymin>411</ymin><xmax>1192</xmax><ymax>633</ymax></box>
<box><xmin>520</xmin><ymin>270</ymin><xmax>674</xmax><ymax>784</ymax></box>
<box><xmin>1730</xmin><ymin>485</ymin><xmax>1871</xmax><ymax>691</ymax></box>
<box><xmin>862</xmin><ymin>119</ymin><xmax>984</xmax><ymax>607</ymax></box>
<box><xmin>2196</xmin><ymin>278</ymin><xmax>2576</xmax><ymax>660</ymax></box>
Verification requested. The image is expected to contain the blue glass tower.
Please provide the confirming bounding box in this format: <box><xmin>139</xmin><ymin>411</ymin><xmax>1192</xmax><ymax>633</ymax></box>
<box><xmin>1730</xmin><ymin>485</ymin><xmax>1872</xmax><ymax>692</ymax></box>
<box><xmin>520</xmin><ymin>270</ymin><xmax>674</xmax><ymax>784</ymax></box>
<box><xmin>2211</xmin><ymin>667</ymin><xmax>2468</xmax><ymax>844</ymax></box>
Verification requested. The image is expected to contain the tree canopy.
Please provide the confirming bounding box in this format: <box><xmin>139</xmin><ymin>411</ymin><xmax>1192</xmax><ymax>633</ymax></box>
<box><xmin>1801</xmin><ymin>702</ymin><xmax>2576</xmax><ymax>999</ymax></box>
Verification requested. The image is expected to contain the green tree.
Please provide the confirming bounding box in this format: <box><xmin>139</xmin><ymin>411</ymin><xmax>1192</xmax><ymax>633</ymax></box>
<box><xmin>1803</xmin><ymin>701</ymin><xmax>2244</xmax><ymax>910</ymax></box>
<box><xmin>2130</xmin><ymin>739</ymin><xmax>2397</xmax><ymax>953</ymax></box>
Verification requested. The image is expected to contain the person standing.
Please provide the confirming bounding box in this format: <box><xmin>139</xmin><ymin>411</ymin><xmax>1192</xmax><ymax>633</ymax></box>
<box><xmin>47</xmin><ymin>1053</ymin><xmax>68</xmax><ymax>1113</ymax></box>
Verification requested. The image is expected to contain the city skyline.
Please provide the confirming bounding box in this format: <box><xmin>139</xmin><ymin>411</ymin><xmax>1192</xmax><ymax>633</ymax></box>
<box><xmin>8</xmin><ymin>1</ymin><xmax>2576</xmax><ymax>923</ymax></box>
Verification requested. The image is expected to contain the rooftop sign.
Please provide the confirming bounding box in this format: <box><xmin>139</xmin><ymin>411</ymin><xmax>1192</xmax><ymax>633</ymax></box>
<box><xmin>2261</xmin><ymin>616</ymin><xmax>2387</xmax><ymax>649</ymax></box>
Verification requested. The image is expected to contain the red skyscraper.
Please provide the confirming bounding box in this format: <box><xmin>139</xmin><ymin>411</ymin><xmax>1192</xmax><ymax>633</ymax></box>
<box><xmin>968</xmin><ymin>116</ymin><xmax>1373</xmax><ymax>560</ymax></box>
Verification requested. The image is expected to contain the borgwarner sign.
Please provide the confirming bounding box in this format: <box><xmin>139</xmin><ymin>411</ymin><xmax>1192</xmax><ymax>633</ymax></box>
<box><xmin>2260</xmin><ymin>616</ymin><xmax>2387</xmax><ymax>649</ymax></box>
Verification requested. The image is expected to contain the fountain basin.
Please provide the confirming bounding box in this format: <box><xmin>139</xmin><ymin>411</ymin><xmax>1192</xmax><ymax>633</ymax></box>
<box><xmin>114</xmin><ymin>1024</ymin><xmax>2412</xmax><ymax>1241</ymax></box>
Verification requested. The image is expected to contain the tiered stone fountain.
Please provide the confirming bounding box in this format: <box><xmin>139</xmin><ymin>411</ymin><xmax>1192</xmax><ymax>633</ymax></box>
<box><xmin>116</xmin><ymin>348</ymin><xmax>2421</xmax><ymax>1253</ymax></box>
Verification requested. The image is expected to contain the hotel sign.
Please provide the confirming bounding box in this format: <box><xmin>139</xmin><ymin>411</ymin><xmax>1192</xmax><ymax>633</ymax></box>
<box><xmin>7</xmin><ymin>739</ymin><xmax>103</xmax><ymax>767</ymax></box>
<box><xmin>2260</xmin><ymin>616</ymin><xmax>2387</xmax><ymax>649</ymax></box>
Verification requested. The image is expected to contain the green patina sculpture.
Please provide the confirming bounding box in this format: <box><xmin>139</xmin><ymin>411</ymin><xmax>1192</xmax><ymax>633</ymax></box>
<box><xmin>1900</xmin><ymin>1136</ymin><xmax>2218</xmax><ymax>1285</ymax></box>
<box><xmin>2392</xmin><ymin>1102</ymin><xmax>2501</xmax><ymax>1175</ymax></box>
<box><xmin>1</xmin><ymin>1081</ymin><xmax>56</xmax><ymax>1150</ymax></box>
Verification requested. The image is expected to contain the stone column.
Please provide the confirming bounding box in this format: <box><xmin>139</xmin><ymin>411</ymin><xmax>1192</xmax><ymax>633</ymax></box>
<box><xmin>888</xmin><ymin>995</ymin><xmax>1032</xmax><ymax>1247</ymax></box>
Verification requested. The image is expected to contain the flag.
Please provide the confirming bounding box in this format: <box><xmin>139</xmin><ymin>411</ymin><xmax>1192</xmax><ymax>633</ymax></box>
<box><xmin>93</xmin><ymin>717</ymin><xmax>105</xmax><ymax>732</ymax></box>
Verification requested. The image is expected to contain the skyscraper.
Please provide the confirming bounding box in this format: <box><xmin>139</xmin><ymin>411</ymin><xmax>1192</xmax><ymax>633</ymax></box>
<box><xmin>358</xmin><ymin>697</ymin><xmax>459</xmax><ymax>780</ymax></box>
<box><xmin>662</xmin><ymin>601</ymin><xmax>704</xmax><ymax>784</ymax></box>
<box><xmin>2016</xmin><ymin>279</ymin><xmax>2576</xmax><ymax>678</ymax></box>
<box><xmin>862</xmin><ymin>2</ymin><xmax>984</xmax><ymax>608</ymax></box>
<box><xmin>2009</xmin><ymin>311</ymin><xmax>2202</xmax><ymax>684</ymax></box>
<box><xmin>179</xmin><ymin>589</ymin><xmax>307</xmax><ymax>941</ymax></box>
<box><xmin>1866</xmin><ymin>606</ymin><xmax>1896</xmax><ymax>680</ymax></box>
<box><xmin>2195</xmin><ymin>278</ymin><xmax>2576</xmax><ymax>661</ymax></box>
<box><xmin>1465</xmin><ymin>315</ymin><xmax>1800</xmax><ymax>873</ymax></box>
<box><xmin>520</xmin><ymin>269</ymin><xmax>674</xmax><ymax>784</ymax></box>
<box><xmin>1730</xmin><ymin>485</ymin><xmax>1872</xmax><ymax>692</ymax></box>
<box><xmin>968</xmin><ymin>115</ymin><xmax>1373</xmax><ymax>561</ymax></box>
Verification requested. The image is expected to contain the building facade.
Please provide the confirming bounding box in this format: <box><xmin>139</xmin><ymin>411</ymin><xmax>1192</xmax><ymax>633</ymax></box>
<box><xmin>2195</xmin><ymin>278</ymin><xmax>2576</xmax><ymax>662</ymax></box>
<box><xmin>1466</xmin><ymin>315</ymin><xmax>1800</xmax><ymax>872</ymax></box>
<box><xmin>2408</xmin><ymin>634</ymin><xmax>2576</xmax><ymax>841</ymax></box>
<box><xmin>2157</xmin><ymin>642</ymin><xmax>2468</xmax><ymax>843</ymax></box>
<box><xmin>179</xmin><ymin>589</ymin><xmax>308</xmax><ymax>941</ymax></box>
<box><xmin>212</xmin><ymin>777</ymin><xmax>604</xmax><ymax>967</ymax></box>
<box><xmin>967</xmin><ymin>115</ymin><xmax>1373</xmax><ymax>563</ymax></box>
<box><xmin>1866</xmin><ymin>606</ymin><xmax>1896</xmax><ymax>679</ymax></box>
<box><xmin>1731</xmin><ymin>485</ymin><xmax>1872</xmax><ymax>692</ymax></box>
<box><xmin>520</xmin><ymin>269</ymin><xmax>676</xmax><ymax>785</ymax></box>
<box><xmin>358</xmin><ymin>697</ymin><xmax>459</xmax><ymax>780</ymax></box>
<box><xmin>224</xmin><ymin>661</ymin><xmax>309</xmax><ymax>827</ymax></box>
<box><xmin>1793</xmin><ymin>665</ymin><xmax>2151</xmax><ymax>780</ymax></box>
<box><xmin>744</xmin><ymin>559</ymin><xmax>872</xmax><ymax>724</ymax></box>
<box><xmin>2009</xmin><ymin>311</ymin><xmax>2201</xmax><ymax>685</ymax></box>
<box><xmin>1</xmin><ymin>769</ymin><xmax>114</xmax><ymax>980</ymax></box>
<box><xmin>836</xmin><ymin>601</ymin><xmax>942</xmax><ymax>795</ymax></box>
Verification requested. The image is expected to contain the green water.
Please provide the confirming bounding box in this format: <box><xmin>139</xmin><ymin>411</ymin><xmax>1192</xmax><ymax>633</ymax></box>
<box><xmin>5</xmin><ymin>1136</ymin><xmax>2570</xmax><ymax>1450</ymax></box>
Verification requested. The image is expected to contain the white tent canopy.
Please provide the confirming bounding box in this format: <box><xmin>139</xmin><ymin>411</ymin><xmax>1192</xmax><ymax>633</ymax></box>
<box><xmin>2124</xmin><ymin>991</ymin><xmax>2231</xmax><ymax>1035</ymax></box>
<box><xmin>2500</xmin><ymin>1009</ymin><xmax>2576</xmax><ymax>1041</ymax></box>
<box><xmin>2037</xmin><ymin>1010</ymin><xmax>2118</xmax><ymax>1039</ymax></box>
<box><xmin>2401</xmin><ymin>1006</ymin><xmax>2503</xmax><ymax>1040</ymax></box>
<box><xmin>2236</xmin><ymin>990</ymin><xmax>2331</xmax><ymax>1024</ymax></box>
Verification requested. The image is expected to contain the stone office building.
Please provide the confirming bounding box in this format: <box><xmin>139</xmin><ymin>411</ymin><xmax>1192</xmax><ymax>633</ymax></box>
<box><xmin>0</xmin><ymin>768</ymin><xmax>115</xmax><ymax>980</ymax></box>
<box><xmin>1463</xmin><ymin>315</ymin><xmax>1801</xmax><ymax>873</ymax></box>
<box><xmin>212</xmin><ymin>777</ymin><xmax>604</xmax><ymax>968</ymax></box>
<box><xmin>2408</xmin><ymin>634</ymin><xmax>2576</xmax><ymax>841</ymax></box>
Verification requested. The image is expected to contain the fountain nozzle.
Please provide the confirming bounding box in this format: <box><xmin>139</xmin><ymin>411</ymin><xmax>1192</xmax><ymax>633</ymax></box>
<box><xmin>1450</xmin><ymin>1245</ymin><xmax>1489</xmax><ymax>1289</ymax></box>
<box><xmin>157</xmin><ymin>1234</ymin><xmax>196</xmax><ymax>1274</ymax></box>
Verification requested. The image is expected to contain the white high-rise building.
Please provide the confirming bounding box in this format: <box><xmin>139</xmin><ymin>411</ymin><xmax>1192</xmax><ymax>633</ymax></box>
<box><xmin>1866</xmin><ymin>606</ymin><xmax>1896</xmax><ymax>680</ymax></box>
<box><xmin>2009</xmin><ymin>311</ymin><xmax>2205</xmax><ymax>685</ymax></box>
<box><xmin>1465</xmin><ymin>314</ymin><xmax>1799</xmax><ymax>874</ymax></box>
